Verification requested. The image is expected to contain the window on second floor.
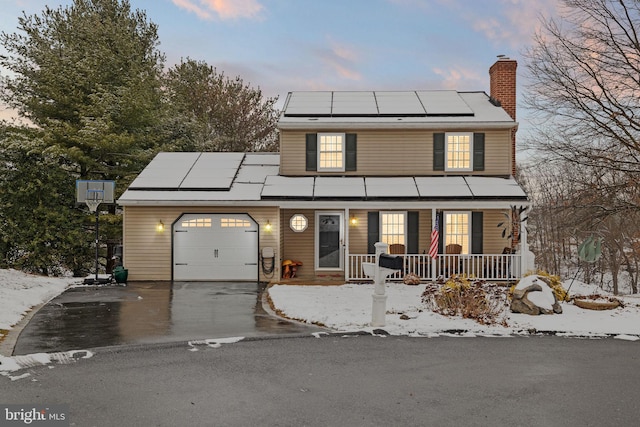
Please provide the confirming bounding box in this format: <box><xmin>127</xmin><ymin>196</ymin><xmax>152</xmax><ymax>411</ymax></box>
<box><xmin>318</xmin><ymin>133</ymin><xmax>345</xmax><ymax>171</ymax></box>
<box><xmin>446</xmin><ymin>133</ymin><xmax>472</xmax><ymax>171</ymax></box>
<box><xmin>433</xmin><ymin>132</ymin><xmax>484</xmax><ymax>172</ymax></box>
<box><xmin>306</xmin><ymin>133</ymin><xmax>357</xmax><ymax>172</ymax></box>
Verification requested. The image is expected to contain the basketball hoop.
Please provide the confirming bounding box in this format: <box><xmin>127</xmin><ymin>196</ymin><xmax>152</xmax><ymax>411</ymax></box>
<box><xmin>85</xmin><ymin>189</ymin><xmax>104</xmax><ymax>213</ymax></box>
<box><xmin>76</xmin><ymin>180</ymin><xmax>114</xmax><ymax>284</ymax></box>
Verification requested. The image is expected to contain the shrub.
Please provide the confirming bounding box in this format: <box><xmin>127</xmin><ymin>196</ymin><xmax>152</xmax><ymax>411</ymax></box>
<box><xmin>422</xmin><ymin>276</ymin><xmax>509</xmax><ymax>325</ymax></box>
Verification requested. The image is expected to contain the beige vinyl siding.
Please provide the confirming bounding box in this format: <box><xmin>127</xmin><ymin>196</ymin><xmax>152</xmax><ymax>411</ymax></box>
<box><xmin>122</xmin><ymin>206</ymin><xmax>279</xmax><ymax>281</ymax></box>
<box><xmin>418</xmin><ymin>210</ymin><xmax>433</xmax><ymax>254</ymax></box>
<box><xmin>482</xmin><ymin>210</ymin><xmax>512</xmax><ymax>254</ymax></box>
<box><xmin>280</xmin><ymin>129</ymin><xmax>512</xmax><ymax>176</ymax></box>
<box><xmin>347</xmin><ymin>209</ymin><xmax>368</xmax><ymax>254</ymax></box>
<box><xmin>281</xmin><ymin>209</ymin><xmax>316</xmax><ymax>279</ymax></box>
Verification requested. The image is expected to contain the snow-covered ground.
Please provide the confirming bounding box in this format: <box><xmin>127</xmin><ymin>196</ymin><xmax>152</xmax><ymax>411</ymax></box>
<box><xmin>269</xmin><ymin>280</ymin><xmax>640</xmax><ymax>340</ymax></box>
<box><xmin>0</xmin><ymin>269</ymin><xmax>78</xmax><ymax>332</ymax></box>
<box><xmin>1</xmin><ymin>268</ymin><xmax>639</xmax><ymax>374</ymax></box>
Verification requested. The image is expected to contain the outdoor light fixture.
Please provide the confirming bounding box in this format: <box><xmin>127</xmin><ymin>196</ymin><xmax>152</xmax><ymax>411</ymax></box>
<box><xmin>265</xmin><ymin>220</ymin><xmax>273</xmax><ymax>232</ymax></box>
<box><xmin>350</xmin><ymin>216</ymin><xmax>358</xmax><ymax>226</ymax></box>
<box><xmin>156</xmin><ymin>221</ymin><xmax>165</xmax><ymax>232</ymax></box>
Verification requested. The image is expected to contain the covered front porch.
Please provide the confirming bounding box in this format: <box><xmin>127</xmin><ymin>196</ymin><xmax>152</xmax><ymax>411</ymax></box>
<box><xmin>347</xmin><ymin>252</ymin><xmax>522</xmax><ymax>282</ymax></box>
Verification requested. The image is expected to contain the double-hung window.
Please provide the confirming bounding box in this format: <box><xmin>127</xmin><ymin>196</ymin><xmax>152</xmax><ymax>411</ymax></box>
<box><xmin>318</xmin><ymin>133</ymin><xmax>345</xmax><ymax>172</ymax></box>
<box><xmin>380</xmin><ymin>211</ymin><xmax>406</xmax><ymax>245</ymax></box>
<box><xmin>446</xmin><ymin>132</ymin><xmax>473</xmax><ymax>171</ymax></box>
<box><xmin>444</xmin><ymin>212</ymin><xmax>470</xmax><ymax>254</ymax></box>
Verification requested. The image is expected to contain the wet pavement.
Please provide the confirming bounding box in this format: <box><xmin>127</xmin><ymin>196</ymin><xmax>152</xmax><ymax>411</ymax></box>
<box><xmin>12</xmin><ymin>282</ymin><xmax>324</xmax><ymax>355</ymax></box>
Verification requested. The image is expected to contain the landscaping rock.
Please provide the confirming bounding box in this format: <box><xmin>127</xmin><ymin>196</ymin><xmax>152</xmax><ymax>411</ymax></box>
<box><xmin>511</xmin><ymin>275</ymin><xmax>562</xmax><ymax>315</ymax></box>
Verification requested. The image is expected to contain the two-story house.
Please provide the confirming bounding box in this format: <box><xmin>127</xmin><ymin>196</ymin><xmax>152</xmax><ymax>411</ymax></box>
<box><xmin>118</xmin><ymin>57</ymin><xmax>530</xmax><ymax>282</ymax></box>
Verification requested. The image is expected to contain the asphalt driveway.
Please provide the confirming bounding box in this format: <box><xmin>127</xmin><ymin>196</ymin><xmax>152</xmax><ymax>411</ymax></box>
<box><xmin>11</xmin><ymin>281</ymin><xmax>323</xmax><ymax>355</ymax></box>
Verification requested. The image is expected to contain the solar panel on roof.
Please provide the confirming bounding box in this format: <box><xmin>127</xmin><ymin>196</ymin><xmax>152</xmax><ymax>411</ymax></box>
<box><xmin>464</xmin><ymin>177</ymin><xmax>527</xmax><ymax>198</ymax></box>
<box><xmin>314</xmin><ymin>177</ymin><xmax>366</xmax><ymax>198</ymax></box>
<box><xmin>243</xmin><ymin>153</ymin><xmax>280</xmax><ymax>165</ymax></box>
<box><xmin>284</xmin><ymin>92</ymin><xmax>332</xmax><ymax>116</ymax></box>
<box><xmin>262</xmin><ymin>176</ymin><xmax>314</xmax><ymax>198</ymax></box>
<box><xmin>365</xmin><ymin>177</ymin><xmax>419</xmax><ymax>198</ymax></box>
<box><xmin>417</xmin><ymin>91</ymin><xmax>474</xmax><ymax>116</ymax></box>
<box><xmin>375</xmin><ymin>91</ymin><xmax>426</xmax><ymax>116</ymax></box>
<box><xmin>128</xmin><ymin>152</ymin><xmax>200</xmax><ymax>189</ymax></box>
<box><xmin>414</xmin><ymin>177</ymin><xmax>472</xmax><ymax>198</ymax></box>
<box><xmin>331</xmin><ymin>92</ymin><xmax>378</xmax><ymax>116</ymax></box>
<box><xmin>179</xmin><ymin>153</ymin><xmax>244</xmax><ymax>190</ymax></box>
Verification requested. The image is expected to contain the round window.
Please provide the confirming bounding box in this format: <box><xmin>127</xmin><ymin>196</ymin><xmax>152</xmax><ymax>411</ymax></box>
<box><xmin>290</xmin><ymin>214</ymin><xmax>308</xmax><ymax>232</ymax></box>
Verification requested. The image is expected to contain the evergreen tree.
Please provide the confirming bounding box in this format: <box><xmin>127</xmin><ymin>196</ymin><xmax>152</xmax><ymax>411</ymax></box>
<box><xmin>0</xmin><ymin>0</ymin><xmax>167</xmax><ymax>275</ymax></box>
<box><xmin>0</xmin><ymin>0</ymin><xmax>166</xmax><ymax>181</ymax></box>
<box><xmin>0</xmin><ymin>126</ymin><xmax>91</xmax><ymax>276</ymax></box>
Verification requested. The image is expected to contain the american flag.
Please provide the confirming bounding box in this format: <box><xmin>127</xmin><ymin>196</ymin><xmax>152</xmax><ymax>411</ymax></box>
<box><xmin>429</xmin><ymin>215</ymin><xmax>439</xmax><ymax>259</ymax></box>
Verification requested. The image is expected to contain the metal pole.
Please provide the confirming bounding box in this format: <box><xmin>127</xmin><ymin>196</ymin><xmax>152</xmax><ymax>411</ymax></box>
<box><xmin>95</xmin><ymin>208</ymin><xmax>99</xmax><ymax>281</ymax></box>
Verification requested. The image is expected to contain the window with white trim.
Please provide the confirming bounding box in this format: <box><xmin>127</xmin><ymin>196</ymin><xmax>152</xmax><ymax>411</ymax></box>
<box><xmin>318</xmin><ymin>133</ymin><xmax>345</xmax><ymax>171</ymax></box>
<box><xmin>445</xmin><ymin>212</ymin><xmax>470</xmax><ymax>254</ymax></box>
<box><xmin>380</xmin><ymin>211</ymin><xmax>406</xmax><ymax>245</ymax></box>
<box><xmin>289</xmin><ymin>214</ymin><xmax>308</xmax><ymax>232</ymax></box>
<box><xmin>446</xmin><ymin>132</ymin><xmax>472</xmax><ymax>171</ymax></box>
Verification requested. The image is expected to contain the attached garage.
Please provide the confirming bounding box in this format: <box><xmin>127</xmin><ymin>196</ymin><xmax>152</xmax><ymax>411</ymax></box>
<box><xmin>173</xmin><ymin>213</ymin><xmax>259</xmax><ymax>281</ymax></box>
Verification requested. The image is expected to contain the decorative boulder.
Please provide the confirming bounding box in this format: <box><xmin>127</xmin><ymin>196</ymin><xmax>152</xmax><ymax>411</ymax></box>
<box><xmin>511</xmin><ymin>275</ymin><xmax>563</xmax><ymax>315</ymax></box>
<box><xmin>403</xmin><ymin>273</ymin><xmax>421</xmax><ymax>285</ymax></box>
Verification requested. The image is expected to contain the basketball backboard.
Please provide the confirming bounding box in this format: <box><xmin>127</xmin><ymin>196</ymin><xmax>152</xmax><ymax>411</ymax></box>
<box><xmin>76</xmin><ymin>180</ymin><xmax>115</xmax><ymax>204</ymax></box>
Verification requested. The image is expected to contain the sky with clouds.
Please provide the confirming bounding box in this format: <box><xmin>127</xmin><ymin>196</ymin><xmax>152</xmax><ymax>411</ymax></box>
<box><xmin>1</xmin><ymin>0</ymin><xmax>561</xmax><ymax>138</ymax></box>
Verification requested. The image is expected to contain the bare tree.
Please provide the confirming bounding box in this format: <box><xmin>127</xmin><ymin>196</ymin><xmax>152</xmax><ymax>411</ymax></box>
<box><xmin>524</xmin><ymin>0</ymin><xmax>640</xmax><ymax>216</ymax></box>
<box><xmin>523</xmin><ymin>0</ymin><xmax>640</xmax><ymax>293</ymax></box>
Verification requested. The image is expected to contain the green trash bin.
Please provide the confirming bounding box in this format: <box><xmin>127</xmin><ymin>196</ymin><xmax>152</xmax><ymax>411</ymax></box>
<box><xmin>113</xmin><ymin>266</ymin><xmax>128</xmax><ymax>284</ymax></box>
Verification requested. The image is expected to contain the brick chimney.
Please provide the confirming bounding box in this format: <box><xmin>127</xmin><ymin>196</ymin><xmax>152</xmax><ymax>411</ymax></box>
<box><xmin>489</xmin><ymin>56</ymin><xmax>517</xmax><ymax>176</ymax></box>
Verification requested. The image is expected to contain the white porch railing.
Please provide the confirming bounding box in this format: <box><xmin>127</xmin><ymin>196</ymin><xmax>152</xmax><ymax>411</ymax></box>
<box><xmin>347</xmin><ymin>253</ymin><xmax>521</xmax><ymax>282</ymax></box>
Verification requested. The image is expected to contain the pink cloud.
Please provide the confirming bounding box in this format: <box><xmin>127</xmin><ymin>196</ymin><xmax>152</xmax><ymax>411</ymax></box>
<box><xmin>324</xmin><ymin>39</ymin><xmax>362</xmax><ymax>81</ymax></box>
<box><xmin>171</xmin><ymin>0</ymin><xmax>263</xmax><ymax>20</ymax></box>
<box><xmin>436</xmin><ymin>0</ymin><xmax>561</xmax><ymax>49</ymax></box>
<box><xmin>432</xmin><ymin>66</ymin><xmax>484</xmax><ymax>90</ymax></box>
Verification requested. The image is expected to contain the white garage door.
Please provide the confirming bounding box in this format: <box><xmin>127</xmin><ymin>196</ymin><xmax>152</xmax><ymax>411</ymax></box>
<box><xmin>173</xmin><ymin>214</ymin><xmax>258</xmax><ymax>281</ymax></box>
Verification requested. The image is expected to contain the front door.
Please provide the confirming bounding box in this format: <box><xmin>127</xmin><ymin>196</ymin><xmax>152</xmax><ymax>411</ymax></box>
<box><xmin>316</xmin><ymin>212</ymin><xmax>343</xmax><ymax>270</ymax></box>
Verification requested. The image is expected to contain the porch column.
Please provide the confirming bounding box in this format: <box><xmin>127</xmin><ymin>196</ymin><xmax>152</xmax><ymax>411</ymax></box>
<box><xmin>344</xmin><ymin>207</ymin><xmax>350</xmax><ymax>281</ymax></box>
<box><xmin>431</xmin><ymin>207</ymin><xmax>437</xmax><ymax>281</ymax></box>
<box><xmin>519</xmin><ymin>213</ymin><xmax>531</xmax><ymax>277</ymax></box>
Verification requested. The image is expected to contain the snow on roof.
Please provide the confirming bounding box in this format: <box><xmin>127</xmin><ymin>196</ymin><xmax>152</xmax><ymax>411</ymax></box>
<box><xmin>365</xmin><ymin>177</ymin><xmax>419</xmax><ymax>198</ymax></box>
<box><xmin>279</xmin><ymin>91</ymin><xmax>514</xmax><ymax>129</ymax></box>
<box><xmin>314</xmin><ymin>177</ymin><xmax>366</xmax><ymax>198</ymax></box>
<box><xmin>118</xmin><ymin>152</ymin><xmax>527</xmax><ymax>205</ymax></box>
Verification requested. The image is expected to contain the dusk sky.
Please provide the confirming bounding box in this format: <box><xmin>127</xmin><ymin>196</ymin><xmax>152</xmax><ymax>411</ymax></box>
<box><xmin>1</xmin><ymin>0</ymin><xmax>562</xmax><ymax>143</ymax></box>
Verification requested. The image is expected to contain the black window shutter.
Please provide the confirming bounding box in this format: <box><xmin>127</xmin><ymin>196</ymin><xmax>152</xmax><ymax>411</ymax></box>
<box><xmin>437</xmin><ymin>211</ymin><xmax>444</xmax><ymax>254</ymax></box>
<box><xmin>407</xmin><ymin>211</ymin><xmax>419</xmax><ymax>254</ymax></box>
<box><xmin>433</xmin><ymin>133</ymin><xmax>445</xmax><ymax>171</ymax></box>
<box><xmin>472</xmin><ymin>211</ymin><xmax>483</xmax><ymax>254</ymax></box>
<box><xmin>367</xmin><ymin>212</ymin><xmax>379</xmax><ymax>254</ymax></box>
<box><xmin>306</xmin><ymin>133</ymin><xmax>317</xmax><ymax>171</ymax></box>
<box><xmin>345</xmin><ymin>133</ymin><xmax>357</xmax><ymax>171</ymax></box>
<box><xmin>473</xmin><ymin>133</ymin><xmax>485</xmax><ymax>171</ymax></box>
